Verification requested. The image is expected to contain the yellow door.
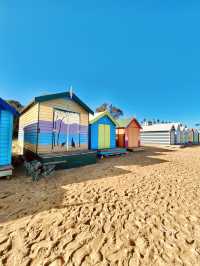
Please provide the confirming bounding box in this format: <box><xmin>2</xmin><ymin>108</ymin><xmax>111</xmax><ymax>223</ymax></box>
<box><xmin>98</xmin><ymin>124</ymin><xmax>110</xmax><ymax>149</ymax></box>
<box><xmin>104</xmin><ymin>125</ymin><xmax>110</xmax><ymax>148</ymax></box>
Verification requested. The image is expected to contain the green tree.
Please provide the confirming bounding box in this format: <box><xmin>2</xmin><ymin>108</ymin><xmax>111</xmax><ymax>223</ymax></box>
<box><xmin>96</xmin><ymin>103</ymin><xmax>123</xmax><ymax>119</ymax></box>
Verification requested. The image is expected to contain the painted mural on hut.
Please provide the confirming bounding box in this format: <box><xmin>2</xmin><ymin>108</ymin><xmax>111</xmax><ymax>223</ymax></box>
<box><xmin>19</xmin><ymin>92</ymin><xmax>93</xmax><ymax>154</ymax></box>
<box><xmin>52</xmin><ymin>110</ymin><xmax>80</xmax><ymax>150</ymax></box>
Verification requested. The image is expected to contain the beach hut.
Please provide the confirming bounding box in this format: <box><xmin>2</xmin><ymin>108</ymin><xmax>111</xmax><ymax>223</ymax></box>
<box><xmin>140</xmin><ymin>123</ymin><xmax>176</xmax><ymax>145</ymax></box>
<box><xmin>180</xmin><ymin>125</ymin><xmax>186</xmax><ymax>144</ymax></box>
<box><xmin>89</xmin><ymin>111</ymin><xmax>127</xmax><ymax>157</ymax></box>
<box><xmin>18</xmin><ymin>91</ymin><xmax>97</xmax><ymax>169</ymax></box>
<box><xmin>172</xmin><ymin>123</ymin><xmax>181</xmax><ymax>144</ymax></box>
<box><xmin>184</xmin><ymin>128</ymin><xmax>189</xmax><ymax>144</ymax></box>
<box><xmin>116</xmin><ymin>118</ymin><xmax>142</xmax><ymax>149</ymax></box>
<box><xmin>0</xmin><ymin>98</ymin><xmax>19</xmax><ymax>177</ymax></box>
<box><xmin>180</xmin><ymin>126</ymin><xmax>184</xmax><ymax>144</ymax></box>
<box><xmin>188</xmin><ymin>129</ymin><xmax>194</xmax><ymax>144</ymax></box>
<box><xmin>193</xmin><ymin>129</ymin><xmax>199</xmax><ymax>144</ymax></box>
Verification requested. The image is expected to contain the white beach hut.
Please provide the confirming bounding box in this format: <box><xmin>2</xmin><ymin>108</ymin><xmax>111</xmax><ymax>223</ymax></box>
<box><xmin>140</xmin><ymin>123</ymin><xmax>176</xmax><ymax>145</ymax></box>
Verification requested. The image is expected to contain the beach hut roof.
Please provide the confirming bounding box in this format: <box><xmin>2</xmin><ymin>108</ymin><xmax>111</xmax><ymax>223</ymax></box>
<box><xmin>117</xmin><ymin>118</ymin><xmax>142</xmax><ymax>129</ymax></box>
<box><xmin>180</xmin><ymin>125</ymin><xmax>186</xmax><ymax>130</ymax></box>
<box><xmin>170</xmin><ymin>123</ymin><xmax>181</xmax><ymax>130</ymax></box>
<box><xmin>21</xmin><ymin>91</ymin><xmax>94</xmax><ymax>115</ymax></box>
<box><xmin>141</xmin><ymin>123</ymin><xmax>176</xmax><ymax>132</ymax></box>
<box><xmin>0</xmin><ymin>98</ymin><xmax>19</xmax><ymax>116</ymax></box>
<box><xmin>89</xmin><ymin>111</ymin><xmax>118</xmax><ymax>126</ymax></box>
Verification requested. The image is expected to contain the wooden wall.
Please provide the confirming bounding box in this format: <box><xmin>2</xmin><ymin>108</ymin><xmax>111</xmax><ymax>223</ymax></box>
<box><xmin>188</xmin><ymin>130</ymin><xmax>194</xmax><ymax>143</ymax></box>
<box><xmin>18</xmin><ymin>104</ymin><xmax>39</xmax><ymax>154</ymax></box>
<box><xmin>89</xmin><ymin>115</ymin><xmax>116</xmax><ymax>150</ymax></box>
<box><xmin>116</xmin><ymin>128</ymin><xmax>125</xmax><ymax>147</ymax></box>
<box><xmin>127</xmin><ymin>126</ymin><xmax>140</xmax><ymax>148</ymax></box>
<box><xmin>37</xmin><ymin>98</ymin><xmax>89</xmax><ymax>153</ymax></box>
<box><xmin>116</xmin><ymin>120</ymin><xmax>141</xmax><ymax>148</ymax></box>
<box><xmin>0</xmin><ymin>109</ymin><xmax>13</xmax><ymax>166</ymax></box>
<box><xmin>19</xmin><ymin>97</ymin><xmax>90</xmax><ymax>154</ymax></box>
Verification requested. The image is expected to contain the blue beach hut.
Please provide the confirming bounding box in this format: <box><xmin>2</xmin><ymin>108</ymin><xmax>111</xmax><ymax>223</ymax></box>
<box><xmin>89</xmin><ymin>111</ymin><xmax>118</xmax><ymax>150</ymax></box>
<box><xmin>89</xmin><ymin>111</ymin><xmax>127</xmax><ymax>157</ymax></box>
<box><xmin>0</xmin><ymin>98</ymin><xmax>19</xmax><ymax>177</ymax></box>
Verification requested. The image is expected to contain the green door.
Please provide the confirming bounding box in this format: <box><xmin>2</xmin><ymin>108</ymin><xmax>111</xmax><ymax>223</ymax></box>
<box><xmin>98</xmin><ymin>124</ymin><xmax>110</xmax><ymax>149</ymax></box>
<box><xmin>104</xmin><ymin>125</ymin><xmax>110</xmax><ymax>148</ymax></box>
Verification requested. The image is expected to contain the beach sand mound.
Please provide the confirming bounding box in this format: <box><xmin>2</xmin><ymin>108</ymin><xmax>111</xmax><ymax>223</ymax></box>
<box><xmin>1</xmin><ymin>146</ymin><xmax>200</xmax><ymax>265</ymax></box>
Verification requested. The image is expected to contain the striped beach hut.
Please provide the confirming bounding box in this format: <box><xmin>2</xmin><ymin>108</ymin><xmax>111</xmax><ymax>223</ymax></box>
<box><xmin>193</xmin><ymin>129</ymin><xmax>199</xmax><ymax>144</ymax></box>
<box><xmin>179</xmin><ymin>126</ymin><xmax>183</xmax><ymax>144</ymax></box>
<box><xmin>173</xmin><ymin>123</ymin><xmax>181</xmax><ymax>144</ymax></box>
<box><xmin>180</xmin><ymin>125</ymin><xmax>186</xmax><ymax>144</ymax></box>
<box><xmin>89</xmin><ymin>111</ymin><xmax>118</xmax><ymax>150</ymax></box>
<box><xmin>188</xmin><ymin>129</ymin><xmax>194</xmax><ymax>144</ymax></box>
<box><xmin>0</xmin><ymin>98</ymin><xmax>19</xmax><ymax>177</ymax></box>
<box><xmin>18</xmin><ymin>91</ymin><xmax>97</xmax><ymax>169</ymax></box>
<box><xmin>141</xmin><ymin>124</ymin><xmax>176</xmax><ymax>145</ymax></box>
<box><xmin>184</xmin><ymin>128</ymin><xmax>189</xmax><ymax>144</ymax></box>
<box><xmin>116</xmin><ymin>118</ymin><xmax>142</xmax><ymax>149</ymax></box>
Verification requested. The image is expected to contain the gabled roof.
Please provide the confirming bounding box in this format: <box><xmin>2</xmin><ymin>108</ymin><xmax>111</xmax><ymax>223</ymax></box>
<box><xmin>117</xmin><ymin>117</ymin><xmax>142</xmax><ymax>129</ymax></box>
<box><xmin>141</xmin><ymin>123</ymin><xmax>176</xmax><ymax>132</ymax></box>
<box><xmin>180</xmin><ymin>125</ymin><xmax>187</xmax><ymax>131</ymax></box>
<box><xmin>0</xmin><ymin>98</ymin><xmax>19</xmax><ymax>116</ymax></box>
<box><xmin>21</xmin><ymin>92</ymin><xmax>94</xmax><ymax>115</ymax></box>
<box><xmin>89</xmin><ymin>111</ymin><xmax>118</xmax><ymax>126</ymax></box>
<box><xmin>169</xmin><ymin>123</ymin><xmax>181</xmax><ymax>130</ymax></box>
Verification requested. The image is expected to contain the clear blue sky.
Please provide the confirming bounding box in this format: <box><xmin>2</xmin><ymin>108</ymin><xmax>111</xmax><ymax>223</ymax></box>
<box><xmin>1</xmin><ymin>0</ymin><xmax>200</xmax><ymax>126</ymax></box>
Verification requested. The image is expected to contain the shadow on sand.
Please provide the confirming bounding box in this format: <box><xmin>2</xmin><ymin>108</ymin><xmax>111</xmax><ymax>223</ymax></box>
<box><xmin>0</xmin><ymin>146</ymin><xmax>174</xmax><ymax>224</ymax></box>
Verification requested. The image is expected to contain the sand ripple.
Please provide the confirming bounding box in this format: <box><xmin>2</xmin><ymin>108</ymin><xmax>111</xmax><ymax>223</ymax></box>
<box><xmin>1</xmin><ymin>146</ymin><xmax>200</xmax><ymax>265</ymax></box>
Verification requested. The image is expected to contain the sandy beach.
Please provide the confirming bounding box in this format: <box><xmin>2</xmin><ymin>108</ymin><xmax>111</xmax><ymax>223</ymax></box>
<box><xmin>1</xmin><ymin>146</ymin><xmax>200</xmax><ymax>265</ymax></box>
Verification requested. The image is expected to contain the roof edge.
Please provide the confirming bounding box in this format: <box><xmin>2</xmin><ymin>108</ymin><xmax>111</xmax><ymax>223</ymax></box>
<box><xmin>127</xmin><ymin>117</ymin><xmax>142</xmax><ymax>129</ymax></box>
<box><xmin>90</xmin><ymin>111</ymin><xmax>118</xmax><ymax>126</ymax></box>
<box><xmin>117</xmin><ymin>117</ymin><xmax>142</xmax><ymax>129</ymax></box>
<box><xmin>0</xmin><ymin>98</ymin><xmax>19</xmax><ymax>116</ymax></box>
<box><xmin>20</xmin><ymin>92</ymin><xmax>94</xmax><ymax>115</ymax></box>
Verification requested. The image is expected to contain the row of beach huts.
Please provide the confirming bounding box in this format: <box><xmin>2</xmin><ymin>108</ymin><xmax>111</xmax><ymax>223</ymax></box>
<box><xmin>141</xmin><ymin>123</ymin><xmax>200</xmax><ymax>145</ymax></box>
<box><xmin>0</xmin><ymin>91</ymin><xmax>199</xmax><ymax>178</ymax></box>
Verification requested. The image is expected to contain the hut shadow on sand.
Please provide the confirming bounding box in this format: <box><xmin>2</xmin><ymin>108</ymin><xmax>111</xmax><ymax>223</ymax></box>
<box><xmin>0</xmin><ymin>146</ymin><xmax>173</xmax><ymax>224</ymax></box>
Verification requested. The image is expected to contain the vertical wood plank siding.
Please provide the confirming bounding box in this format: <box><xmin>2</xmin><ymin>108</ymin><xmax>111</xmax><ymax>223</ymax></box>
<box><xmin>18</xmin><ymin>104</ymin><xmax>39</xmax><ymax>154</ymax></box>
<box><xmin>116</xmin><ymin>128</ymin><xmax>125</xmax><ymax>147</ymax></box>
<box><xmin>89</xmin><ymin>115</ymin><xmax>116</xmax><ymax>150</ymax></box>
<box><xmin>0</xmin><ymin>110</ymin><xmax>13</xmax><ymax>166</ymax></box>
<box><xmin>188</xmin><ymin>130</ymin><xmax>194</xmax><ymax>143</ymax></box>
<box><xmin>116</xmin><ymin>120</ymin><xmax>141</xmax><ymax>148</ymax></box>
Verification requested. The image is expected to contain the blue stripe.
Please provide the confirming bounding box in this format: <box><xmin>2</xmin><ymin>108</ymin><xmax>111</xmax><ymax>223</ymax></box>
<box><xmin>0</xmin><ymin>110</ymin><xmax>13</xmax><ymax>166</ymax></box>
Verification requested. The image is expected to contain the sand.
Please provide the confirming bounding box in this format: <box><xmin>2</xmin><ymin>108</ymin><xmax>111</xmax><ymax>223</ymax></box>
<box><xmin>1</xmin><ymin>146</ymin><xmax>200</xmax><ymax>265</ymax></box>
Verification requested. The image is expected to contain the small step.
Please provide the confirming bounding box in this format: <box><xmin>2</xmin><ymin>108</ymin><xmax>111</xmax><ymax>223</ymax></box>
<box><xmin>38</xmin><ymin>151</ymin><xmax>97</xmax><ymax>170</ymax></box>
<box><xmin>127</xmin><ymin>147</ymin><xmax>145</xmax><ymax>152</ymax></box>
<box><xmin>97</xmin><ymin>148</ymin><xmax>127</xmax><ymax>158</ymax></box>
